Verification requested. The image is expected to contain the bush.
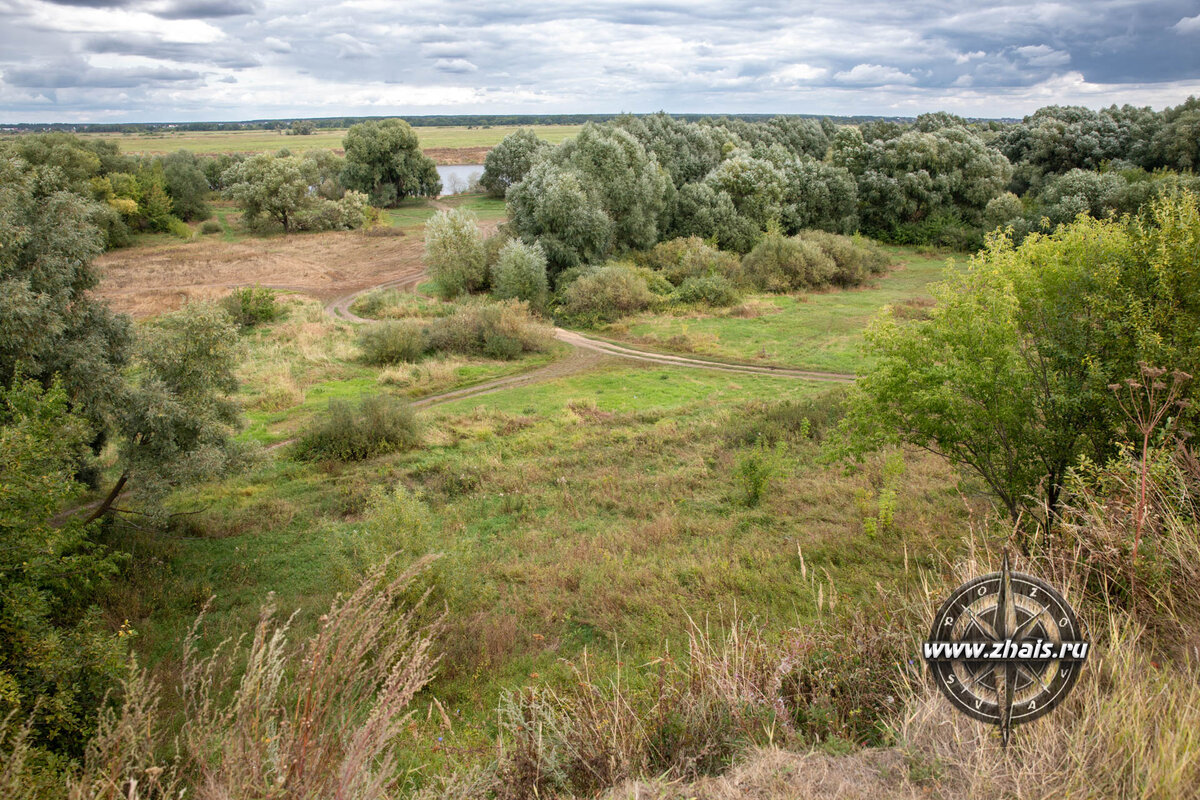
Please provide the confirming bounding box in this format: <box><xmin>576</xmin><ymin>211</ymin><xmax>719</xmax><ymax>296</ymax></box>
<box><xmin>795</xmin><ymin>230</ymin><xmax>891</xmax><ymax>287</ymax></box>
<box><xmin>220</xmin><ymin>286</ymin><xmax>281</xmax><ymax>328</ymax></box>
<box><xmin>199</xmin><ymin>219</ymin><xmax>223</xmax><ymax>235</ymax></box>
<box><xmin>358</xmin><ymin>319</ymin><xmax>427</xmax><ymax>365</ymax></box>
<box><xmin>425</xmin><ymin>208</ymin><xmax>487</xmax><ymax>298</ymax></box>
<box><xmin>491</xmin><ymin>239</ymin><xmax>549</xmax><ymax>308</ymax></box>
<box><xmin>425</xmin><ymin>299</ymin><xmax>554</xmax><ymax>359</ymax></box>
<box><xmin>557</xmin><ymin>264</ymin><xmax>657</xmax><ymax>325</ymax></box>
<box><xmin>741</xmin><ymin>232</ymin><xmax>835</xmax><ymax>292</ymax></box>
<box><xmin>638</xmin><ymin>236</ymin><xmax>741</xmax><ymax>286</ymax></box>
<box><xmin>167</xmin><ymin>217</ymin><xmax>194</xmax><ymax>240</ymax></box>
<box><xmin>672</xmin><ymin>274</ymin><xmax>739</xmax><ymax>306</ymax></box>
<box><xmin>294</xmin><ymin>395</ymin><xmax>420</xmax><ymax>460</ymax></box>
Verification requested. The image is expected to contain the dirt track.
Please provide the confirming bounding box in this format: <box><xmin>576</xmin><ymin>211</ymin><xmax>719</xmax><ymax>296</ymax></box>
<box><xmin>325</xmin><ymin>264</ymin><xmax>856</xmax><ymax>410</ymax></box>
<box><xmin>96</xmin><ymin>203</ymin><xmax>855</xmax><ymax>411</ymax></box>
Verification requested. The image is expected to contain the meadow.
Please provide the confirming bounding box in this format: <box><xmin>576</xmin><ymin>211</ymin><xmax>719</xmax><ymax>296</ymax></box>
<box><xmin>600</xmin><ymin>246</ymin><xmax>950</xmax><ymax>373</ymax></box>
<box><xmin>75</xmin><ymin>124</ymin><xmax>584</xmax><ymax>156</ymax></box>
<box><xmin>85</xmin><ymin>186</ymin><xmax>979</xmax><ymax>784</ymax></box>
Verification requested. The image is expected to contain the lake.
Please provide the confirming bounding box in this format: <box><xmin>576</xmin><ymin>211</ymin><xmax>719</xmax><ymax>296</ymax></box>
<box><xmin>436</xmin><ymin>164</ymin><xmax>484</xmax><ymax>195</ymax></box>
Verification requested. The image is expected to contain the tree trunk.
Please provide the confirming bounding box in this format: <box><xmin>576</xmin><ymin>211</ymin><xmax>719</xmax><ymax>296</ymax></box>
<box><xmin>85</xmin><ymin>471</ymin><xmax>129</xmax><ymax>524</ymax></box>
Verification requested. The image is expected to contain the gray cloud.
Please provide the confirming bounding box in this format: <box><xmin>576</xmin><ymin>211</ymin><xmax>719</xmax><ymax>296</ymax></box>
<box><xmin>2</xmin><ymin>1</ymin><xmax>1199</xmax><ymax>122</ymax></box>
<box><xmin>4</xmin><ymin>60</ymin><xmax>202</xmax><ymax>88</ymax></box>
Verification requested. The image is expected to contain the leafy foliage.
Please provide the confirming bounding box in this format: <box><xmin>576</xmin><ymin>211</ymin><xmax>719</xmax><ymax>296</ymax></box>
<box><xmin>0</xmin><ymin>378</ymin><xmax>125</xmax><ymax>757</ymax></box>
<box><xmin>295</xmin><ymin>395</ymin><xmax>420</xmax><ymax>461</ymax></box>
<box><xmin>425</xmin><ymin>208</ymin><xmax>488</xmax><ymax>298</ymax></box>
<box><xmin>842</xmin><ymin>191</ymin><xmax>1200</xmax><ymax>527</ymax></box>
<box><xmin>341</xmin><ymin>118</ymin><xmax>441</xmax><ymax>206</ymax></box>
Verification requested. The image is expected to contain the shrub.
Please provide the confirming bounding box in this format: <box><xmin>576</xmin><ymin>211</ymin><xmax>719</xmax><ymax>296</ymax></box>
<box><xmin>491</xmin><ymin>239</ymin><xmax>549</xmax><ymax>308</ymax></box>
<box><xmin>294</xmin><ymin>395</ymin><xmax>420</xmax><ymax>461</ymax></box>
<box><xmin>425</xmin><ymin>299</ymin><xmax>554</xmax><ymax>359</ymax></box>
<box><xmin>557</xmin><ymin>264</ymin><xmax>657</xmax><ymax>325</ymax></box>
<box><xmin>639</xmin><ymin>236</ymin><xmax>741</xmax><ymax>286</ymax></box>
<box><xmin>795</xmin><ymin>230</ymin><xmax>891</xmax><ymax>287</ymax></box>
<box><xmin>734</xmin><ymin>438</ymin><xmax>789</xmax><ymax>507</ymax></box>
<box><xmin>358</xmin><ymin>319</ymin><xmax>427</xmax><ymax>365</ymax></box>
<box><xmin>425</xmin><ymin>208</ymin><xmax>487</xmax><ymax>298</ymax></box>
<box><xmin>167</xmin><ymin>217</ymin><xmax>194</xmax><ymax>240</ymax></box>
<box><xmin>672</xmin><ymin>274</ymin><xmax>739</xmax><ymax>306</ymax></box>
<box><xmin>741</xmin><ymin>232</ymin><xmax>835</xmax><ymax>292</ymax></box>
<box><xmin>220</xmin><ymin>286</ymin><xmax>281</xmax><ymax>328</ymax></box>
<box><xmin>199</xmin><ymin>219</ymin><xmax>223</xmax><ymax>235</ymax></box>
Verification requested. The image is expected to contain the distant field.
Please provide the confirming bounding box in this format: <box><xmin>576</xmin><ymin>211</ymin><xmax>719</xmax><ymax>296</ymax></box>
<box><xmin>74</xmin><ymin>124</ymin><xmax>583</xmax><ymax>156</ymax></box>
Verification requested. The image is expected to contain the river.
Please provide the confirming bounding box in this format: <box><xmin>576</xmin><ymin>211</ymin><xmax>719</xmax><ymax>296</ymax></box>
<box><xmin>436</xmin><ymin>164</ymin><xmax>484</xmax><ymax>195</ymax></box>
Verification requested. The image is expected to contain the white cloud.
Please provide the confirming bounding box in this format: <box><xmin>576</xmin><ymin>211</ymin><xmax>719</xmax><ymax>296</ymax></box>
<box><xmin>1013</xmin><ymin>44</ymin><xmax>1070</xmax><ymax>67</ymax></box>
<box><xmin>1173</xmin><ymin>14</ymin><xmax>1200</xmax><ymax>34</ymax></box>
<box><xmin>263</xmin><ymin>36</ymin><xmax>292</xmax><ymax>53</ymax></box>
<box><xmin>834</xmin><ymin>63</ymin><xmax>916</xmax><ymax>85</ymax></box>
<box><xmin>772</xmin><ymin>63</ymin><xmax>827</xmax><ymax>83</ymax></box>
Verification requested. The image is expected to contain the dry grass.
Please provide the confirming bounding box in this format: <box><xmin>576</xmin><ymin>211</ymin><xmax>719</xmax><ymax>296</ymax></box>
<box><xmin>378</xmin><ymin>357</ymin><xmax>471</xmax><ymax>395</ymax></box>
<box><xmin>94</xmin><ymin>228</ymin><xmax>428</xmax><ymax>317</ymax></box>
<box><xmin>2</xmin><ymin>558</ymin><xmax>446</xmax><ymax>800</ymax></box>
<box><xmin>603</xmin><ymin>747</ymin><xmax>928</xmax><ymax>799</ymax></box>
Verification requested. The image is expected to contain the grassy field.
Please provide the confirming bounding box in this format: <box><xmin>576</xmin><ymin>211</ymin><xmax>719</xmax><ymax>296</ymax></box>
<box><xmin>75</xmin><ymin>124</ymin><xmax>583</xmax><ymax>155</ymax></box>
<box><xmin>599</xmin><ymin>246</ymin><xmax>954</xmax><ymax>373</ymax></box>
<box><xmin>90</xmin><ymin>244</ymin><xmax>977</xmax><ymax>789</ymax></box>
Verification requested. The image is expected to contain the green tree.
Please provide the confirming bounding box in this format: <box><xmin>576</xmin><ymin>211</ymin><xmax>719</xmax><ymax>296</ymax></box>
<box><xmin>506</xmin><ymin>160</ymin><xmax>613</xmax><ymax>272</ymax></box>
<box><xmin>161</xmin><ymin>151</ymin><xmax>211</xmax><ymax>221</ymax></box>
<box><xmin>0</xmin><ymin>157</ymin><xmax>131</xmax><ymax>452</ymax></box>
<box><xmin>842</xmin><ymin>192</ymin><xmax>1200</xmax><ymax>530</ymax></box>
<box><xmin>88</xmin><ymin>303</ymin><xmax>244</xmax><ymax>523</ymax></box>
<box><xmin>341</xmin><ymin>119</ymin><xmax>441</xmax><ymax>206</ymax></box>
<box><xmin>480</xmin><ymin>128</ymin><xmax>551</xmax><ymax>198</ymax></box>
<box><xmin>491</xmin><ymin>238</ymin><xmax>549</xmax><ymax>307</ymax></box>
<box><xmin>424</xmin><ymin>208</ymin><xmax>488</xmax><ymax>299</ymax></box>
<box><xmin>221</xmin><ymin>153</ymin><xmax>309</xmax><ymax>231</ymax></box>
<box><xmin>0</xmin><ymin>378</ymin><xmax>125</xmax><ymax>756</ymax></box>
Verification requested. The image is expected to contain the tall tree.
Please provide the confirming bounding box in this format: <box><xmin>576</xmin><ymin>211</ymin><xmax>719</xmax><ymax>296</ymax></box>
<box><xmin>341</xmin><ymin>119</ymin><xmax>441</xmax><ymax>206</ymax></box>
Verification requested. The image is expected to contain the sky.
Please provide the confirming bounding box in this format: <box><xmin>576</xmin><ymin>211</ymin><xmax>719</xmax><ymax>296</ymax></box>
<box><xmin>1</xmin><ymin>0</ymin><xmax>1199</xmax><ymax>123</ymax></box>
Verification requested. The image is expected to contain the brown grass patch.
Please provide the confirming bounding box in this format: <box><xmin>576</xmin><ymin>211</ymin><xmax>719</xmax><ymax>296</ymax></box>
<box><xmin>94</xmin><ymin>230</ymin><xmax>428</xmax><ymax>317</ymax></box>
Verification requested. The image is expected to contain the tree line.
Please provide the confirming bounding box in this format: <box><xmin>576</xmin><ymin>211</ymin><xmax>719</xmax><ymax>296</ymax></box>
<box><xmin>480</xmin><ymin>100</ymin><xmax>1200</xmax><ymax>275</ymax></box>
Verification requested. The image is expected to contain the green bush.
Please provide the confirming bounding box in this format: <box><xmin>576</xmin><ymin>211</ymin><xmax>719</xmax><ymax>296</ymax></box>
<box><xmin>294</xmin><ymin>395</ymin><xmax>420</xmax><ymax>461</ymax></box>
<box><xmin>795</xmin><ymin>230</ymin><xmax>891</xmax><ymax>286</ymax></box>
<box><xmin>425</xmin><ymin>299</ymin><xmax>553</xmax><ymax>359</ymax></box>
<box><xmin>425</xmin><ymin>208</ymin><xmax>487</xmax><ymax>299</ymax></box>
<box><xmin>491</xmin><ymin>239</ymin><xmax>549</xmax><ymax>308</ymax></box>
<box><xmin>556</xmin><ymin>264</ymin><xmax>657</xmax><ymax>325</ymax></box>
<box><xmin>638</xmin><ymin>236</ymin><xmax>742</xmax><ymax>286</ymax></box>
<box><xmin>199</xmin><ymin>219</ymin><xmax>223</xmax><ymax>235</ymax></box>
<box><xmin>741</xmin><ymin>232</ymin><xmax>835</xmax><ymax>292</ymax></box>
<box><xmin>220</xmin><ymin>286</ymin><xmax>281</xmax><ymax>328</ymax></box>
<box><xmin>672</xmin><ymin>274</ymin><xmax>739</xmax><ymax>306</ymax></box>
<box><xmin>167</xmin><ymin>217</ymin><xmax>194</xmax><ymax>240</ymax></box>
<box><xmin>358</xmin><ymin>319</ymin><xmax>427</xmax><ymax>365</ymax></box>
<box><xmin>734</xmin><ymin>438</ymin><xmax>789</xmax><ymax>507</ymax></box>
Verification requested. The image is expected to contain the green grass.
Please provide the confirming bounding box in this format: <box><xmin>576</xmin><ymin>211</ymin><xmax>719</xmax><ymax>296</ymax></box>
<box><xmin>75</xmin><ymin>124</ymin><xmax>584</xmax><ymax>156</ymax></box>
<box><xmin>99</xmin><ymin>235</ymin><xmax>975</xmax><ymax>783</ymax></box>
<box><xmin>447</xmin><ymin>193</ymin><xmax>507</xmax><ymax>221</ymax></box>
<box><xmin>600</xmin><ymin>246</ymin><xmax>955</xmax><ymax>373</ymax></box>
<box><xmin>116</xmin><ymin>360</ymin><xmax>970</xmax><ymax>776</ymax></box>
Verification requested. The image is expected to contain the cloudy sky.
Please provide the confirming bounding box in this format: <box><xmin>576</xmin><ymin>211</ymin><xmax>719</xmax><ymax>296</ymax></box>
<box><xmin>2</xmin><ymin>0</ymin><xmax>1199</xmax><ymax>122</ymax></box>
